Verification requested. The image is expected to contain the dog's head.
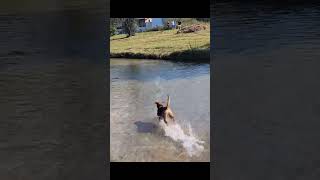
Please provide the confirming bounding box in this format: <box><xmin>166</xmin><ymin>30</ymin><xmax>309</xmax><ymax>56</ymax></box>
<box><xmin>155</xmin><ymin>102</ymin><xmax>163</xmax><ymax>108</ymax></box>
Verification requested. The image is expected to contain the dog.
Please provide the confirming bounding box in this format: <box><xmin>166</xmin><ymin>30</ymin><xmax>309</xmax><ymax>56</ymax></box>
<box><xmin>155</xmin><ymin>95</ymin><xmax>175</xmax><ymax>125</ymax></box>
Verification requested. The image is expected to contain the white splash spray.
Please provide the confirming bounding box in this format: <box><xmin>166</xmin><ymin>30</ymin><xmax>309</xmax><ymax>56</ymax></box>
<box><xmin>159</xmin><ymin>120</ymin><xmax>205</xmax><ymax>157</ymax></box>
<box><xmin>154</xmin><ymin>77</ymin><xmax>205</xmax><ymax>157</ymax></box>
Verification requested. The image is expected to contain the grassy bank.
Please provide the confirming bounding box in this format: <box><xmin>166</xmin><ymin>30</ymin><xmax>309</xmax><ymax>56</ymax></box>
<box><xmin>110</xmin><ymin>26</ymin><xmax>210</xmax><ymax>62</ymax></box>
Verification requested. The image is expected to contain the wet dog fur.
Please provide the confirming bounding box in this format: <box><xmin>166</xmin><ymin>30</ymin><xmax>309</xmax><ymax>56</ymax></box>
<box><xmin>155</xmin><ymin>95</ymin><xmax>175</xmax><ymax>124</ymax></box>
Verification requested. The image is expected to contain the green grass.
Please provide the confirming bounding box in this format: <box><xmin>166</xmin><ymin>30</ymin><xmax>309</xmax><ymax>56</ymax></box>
<box><xmin>110</xmin><ymin>25</ymin><xmax>210</xmax><ymax>62</ymax></box>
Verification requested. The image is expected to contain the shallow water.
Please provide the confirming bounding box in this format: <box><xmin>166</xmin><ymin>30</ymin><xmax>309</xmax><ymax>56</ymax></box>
<box><xmin>110</xmin><ymin>59</ymin><xmax>210</xmax><ymax>162</ymax></box>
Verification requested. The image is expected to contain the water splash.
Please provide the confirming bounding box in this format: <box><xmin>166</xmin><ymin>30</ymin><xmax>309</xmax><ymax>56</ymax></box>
<box><xmin>154</xmin><ymin>76</ymin><xmax>205</xmax><ymax>157</ymax></box>
<box><xmin>159</xmin><ymin>120</ymin><xmax>205</xmax><ymax>157</ymax></box>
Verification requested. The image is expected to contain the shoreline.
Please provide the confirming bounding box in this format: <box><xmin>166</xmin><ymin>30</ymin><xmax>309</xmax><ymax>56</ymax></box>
<box><xmin>110</xmin><ymin>49</ymin><xmax>210</xmax><ymax>63</ymax></box>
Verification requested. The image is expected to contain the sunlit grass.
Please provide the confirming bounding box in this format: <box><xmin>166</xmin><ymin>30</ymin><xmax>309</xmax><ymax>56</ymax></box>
<box><xmin>110</xmin><ymin>26</ymin><xmax>210</xmax><ymax>61</ymax></box>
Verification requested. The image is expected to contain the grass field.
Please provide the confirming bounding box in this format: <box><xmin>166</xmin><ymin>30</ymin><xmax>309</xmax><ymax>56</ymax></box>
<box><xmin>110</xmin><ymin>25</ymin><xmax>210</xmax><ymax>62</ymax></box>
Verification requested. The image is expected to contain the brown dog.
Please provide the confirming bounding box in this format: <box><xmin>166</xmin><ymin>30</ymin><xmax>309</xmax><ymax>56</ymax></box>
<box><xmin>155</xmin><ymin>95</ymin><xmax>175</xmax><ymax>124</ymax></box>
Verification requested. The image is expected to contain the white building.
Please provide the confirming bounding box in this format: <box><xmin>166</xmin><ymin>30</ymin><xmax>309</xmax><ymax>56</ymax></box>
<box><xmin>115</xmin><ymin>18</ymin><xmax>166</xmax><ymax>34</ymax></box>
<box><xmin>136</xmin><ymin>18</ymin><xmax>164</xmax><ymax>32</ymax></box>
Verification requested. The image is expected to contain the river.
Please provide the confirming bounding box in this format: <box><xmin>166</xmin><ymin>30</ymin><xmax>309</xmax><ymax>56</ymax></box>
<box><xmin>0</xmin><ymin>6</ymin><xmax>108</xmax><ymax>179</ymax></box>
<box><xmin>110</xmin><ymin>58</ymin><xmax>210</xmax><ymax>162</ymax></box>
<box><xmin>213</xmin><ymin>1</ymin><xmax>320</xmax><ymax>179</ymax></box>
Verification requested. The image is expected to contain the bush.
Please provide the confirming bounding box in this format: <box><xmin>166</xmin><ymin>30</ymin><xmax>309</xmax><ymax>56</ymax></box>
<box><xmin>110</xmin><ymin>26</ymin><xmax>117</xmax><ymax>36</ymax></box>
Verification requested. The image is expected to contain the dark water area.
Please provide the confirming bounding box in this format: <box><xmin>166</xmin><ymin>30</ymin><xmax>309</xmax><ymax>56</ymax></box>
<box><xmin>111</xmin><ymin>59</ymin><xmax>209</xmax><ymax>81</ymax></box>
<box><xmin>0</xmin><ymin>2</ymin><xmax>108</xmax><ymax>179</ymax></box>
<box><xmin>213</xmin><ymin>1</ymin><xmax>320</xmax><ymax>179</ymax></box>
<box><xmin>213</xmin><ymin>1</ymin><xmax>320</xmax><ymax>55</ymax></box>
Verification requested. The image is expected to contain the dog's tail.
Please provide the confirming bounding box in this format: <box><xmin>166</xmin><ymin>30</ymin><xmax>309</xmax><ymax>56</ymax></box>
<box><xmin>166</xmin><ymin>95</ymin><xmax>170</xmax><ymax>108</ymax></box>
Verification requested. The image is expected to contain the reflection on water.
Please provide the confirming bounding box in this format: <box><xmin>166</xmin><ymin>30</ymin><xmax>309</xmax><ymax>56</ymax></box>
<box><xmin>110</xmin><ymin>59</ymin><xmax>210</xmax><ymax>162</ymax></box>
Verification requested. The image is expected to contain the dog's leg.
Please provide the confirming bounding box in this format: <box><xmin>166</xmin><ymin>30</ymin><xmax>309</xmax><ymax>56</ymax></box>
<box><xmin>163</xmin><ymin>114</ymin><xmax>168</xmax><ymax>124</ymax></box>
<box><xmin>168</xmin><ymin>112</ymin><xmax>175</xmax><ymax>122</ymax></box>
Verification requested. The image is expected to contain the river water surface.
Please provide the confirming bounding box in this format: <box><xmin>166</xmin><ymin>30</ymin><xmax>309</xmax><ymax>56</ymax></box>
<box><xmin>0</xmin><ymin>6</ymin><xmax>107</xmax><ymax>179</ymax></box>
<box><xmin>110</xmin><ymin>58</ymin><xmax>210</xmax><ymax>162</ymax></box>
<box><xmin>213</xmin><ymin>1</ymin><xmax>320</xmax><ymax>179</ymax></box>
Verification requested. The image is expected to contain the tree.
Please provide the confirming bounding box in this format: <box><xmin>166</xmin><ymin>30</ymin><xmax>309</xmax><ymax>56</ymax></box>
<box><xmin>110</xmin><ymin>25</ymin><xmax>116</xmax><ymax>36</ymax></box>
<box><xmin>110</xmin><ymin>18</ymin><xmax>124</xmax><ymax>36</ymax></box>
<box><xmin>122</xmin><ymin>18</ymin><xmax>137</xmax><ymax>37</ymax></box>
